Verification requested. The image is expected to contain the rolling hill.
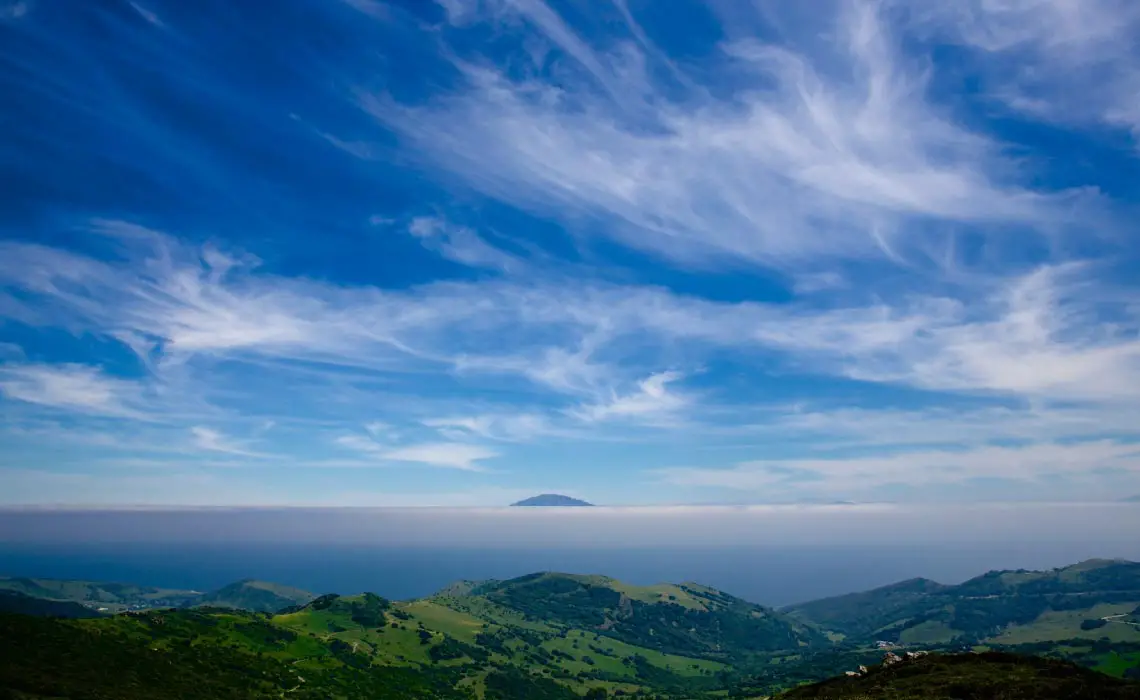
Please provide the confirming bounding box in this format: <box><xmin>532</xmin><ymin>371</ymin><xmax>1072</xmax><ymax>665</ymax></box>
<box><xmin>466</xmin><ymin>572</ymin><xmax>825</xmax><ymax>658</ymax></box>
<box><xmin>0</xmin><ymin>571</ymin><xmax>820</xmax><ymax>699</ymax></box>
<box><xmin>266</xmin><ymin>571</ymin><xmax>822</xmax><ymax>696</ymax></box>
<box><xmin>4</xmin><ymin>561</ymin><xmax>1140</xmax><ymax>698</ymax></box>
<box><xmin>0</xmin><ymin>576</ymin><xmax>201</xmax><ymax>612</ymax></box>
<box><xmin>0</xmin><ymin>575</ymin><xmax>313</xmax><ymax>614</ymax></box>
<box><xmin>195</xmin><ymin>578</ymin><xmax>315</xmax><ymax>612</ymax></box>
<box><xmin>785</xmin><ymin>559</ymin><xmax>1140</xmax><ymax>651</ymax></box>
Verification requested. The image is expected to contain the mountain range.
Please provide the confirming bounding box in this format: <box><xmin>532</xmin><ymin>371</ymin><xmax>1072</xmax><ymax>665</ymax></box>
<box><xmin>1</xmin><ymin>559</ymin><xmax>1139</xmax><ymax>698</ymax></box>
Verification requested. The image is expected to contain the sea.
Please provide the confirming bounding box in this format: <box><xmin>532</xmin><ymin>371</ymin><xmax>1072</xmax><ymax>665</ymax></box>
<box><xmin>3</xmin><ymin>541</ymin><xmax>1137</xmax><ymax>607</ymax></box>
<box><xmin>4</xmin><ymin>503</ymin><xmax>1140</xmax><ymax>606</ymax></box>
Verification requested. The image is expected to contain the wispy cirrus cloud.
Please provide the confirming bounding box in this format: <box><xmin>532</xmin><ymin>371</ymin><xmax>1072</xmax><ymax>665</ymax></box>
<box><xmin>422</xmin><ymin>413</ymin><xmax>564</xmax><ymax>442</ymax></box>
<box><xmin>359</xmin><ymin>0</ymin><xmax>1095</xmax><ymax>270</ymax></box>
<box><xmin>335</xmin><ymin>434</ymin><xmax>498</xmax><ymax>471</ymax></box>
<box><xmin>656</xmin><ymin>440</ymin><xmax>1140</xmax><ymax>501</ymax></box>
<box><xmin>190</xmin><ymin>426</ymin><xmax>272</xmax><ymax>458</ymax></box>
<box><xmin>572</xmin><ymin>371</ymin><xmax>690</xmax><ymax>424</ymax></box>
<box><xmin>3</xmin><ymin>225</ymin><xmax>1139</xmax><ymax>420</ymax></box>
<box><xmin>0</xmin><ymin>364</ymin><xmax>148</xmax><ymax>419</ymax></box>
<box><xmin>128</xmin><ymin>1</ymin><xmax>165</xmax><ymax>28</ymax></box>
<box><xmin>917</xmin><ymin>0</ymin><xmax>1140</xmax><ymax>144</ymax></box>
<box><xmin>405</xmin><ymin>216</ymin><xmax>521</xmax><ymax>272</ymax></box>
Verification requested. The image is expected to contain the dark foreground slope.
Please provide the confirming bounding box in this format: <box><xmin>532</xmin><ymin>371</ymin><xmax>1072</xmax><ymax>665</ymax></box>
<box><xmin>777</xmin><ymin>653</ymin><xmax>1140</xmax><ymax>700</ymax></box>
<box><xmin>0</xmin><ymin>611</ymin><xmax>572</xmax><ymax>700</ymax></box>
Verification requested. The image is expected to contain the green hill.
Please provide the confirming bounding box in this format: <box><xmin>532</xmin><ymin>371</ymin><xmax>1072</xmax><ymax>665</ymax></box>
<box><xmin>0</xmin><ymin>576</ymin><xmax>201</xmax><ymax>612</ymax></box>
<box><xmin>0</xmin><ymin>610</ymin><xmax>473</xmax><ymax>700</ymax></box>
<box><xmin>0</xmin><ymin>576</ymin><xmax>312</xmax><ymax>614</ymax></box>
<box><xmin>3</xmin><ymin>563</ymin><xmax>1140</xmax><ymax>699</ymax></box>
<box><xmin>1</xmin><ymin>571</ymin><xmax>809</xmax><ymax>700</ymax></box>
<box><xmin>786</xmin><ymin>559</ymin><xmax>1140</xmax><ymax>648</ymax></box>
<box><xmin>0</xmin><ymin>591</ymin><xmax>106</xmax><ymax>619</ymax></box>
<box><xmin>774</xmin><ymin>652</ymin><xmax>1140</xmax><ymax>699</ymax></box>
<box><xmin>195</xmin><ymin>579</ymin><xmax>315</xmax><ymax>613</ymax></box>
<box><xmin>267</xmin><ymin>572</ymin><xmax>819</xmax><ymax>697</ymax></box>
<box><xmin>470</xmin><ymin>572</ymin><xmax>825</xmax><ymax>658</ymax></box>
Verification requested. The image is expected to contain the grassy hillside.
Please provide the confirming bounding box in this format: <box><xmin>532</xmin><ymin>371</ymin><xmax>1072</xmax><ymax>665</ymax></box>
<box><xmin>0</xmin><ymin>610</ymin><xmax>475</xmax><ymax>700</ymax></box>
<box><xmin>0</xmin><ymin>572</ymin><xmax>775</xmax><ymax>700</ymax></box>
<box><xmin>0</xmin><ymin>575</ymin><xmax>313</xmax><ymax>614</ymax></box>
<box><xmin>774</xmin><ymin>652</ymin><xmax>1140</xmax><ymax>699</ymax></box>
<box><xmin>0</xmin><ymin>591</ymin><xmax>106</xmax><ymax>619</ymax></box>
<box><xmin>4</xmin><ymin>563</ymin><xmax>1140</xmax><ymax>699</ymax></box>
<box><xmin>470</xmin><ymin>572</ymin><xmax>826</xmax><ymax>659</ymax></box>
<box><xmin>0</xmin><ymin>576</ymin><xmax>200</xmax><ymax>612</ymax></box>
<box><xmin>196</xmin><ymin>578</ymin><xmax>315</xmax><ymax>613</ymax></box>
<box><xmin>268</xmin><ymin>572</ymin><xmax>792</xmax><ymax>697</ymax></box>
<box><xmin>786</xmin><ymin>559</ymin><xmax>1140</xmax><ymax>649</ymax></box>
<box><xmin>5</xmin><ymin>609</ymin><xmax>1139</xmax><ymax>700</ymax></box>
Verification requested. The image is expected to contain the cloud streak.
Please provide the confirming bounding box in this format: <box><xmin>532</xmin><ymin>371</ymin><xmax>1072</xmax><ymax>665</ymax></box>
<box><xmin>361</xmin><ymin>0</ymin><xmax>1095</xmax><ymax>270</ymax></box>
<box><xmin>0</xmin><ymin>364</ymin><xmax>148</xmax><ymax>419</ymax></box>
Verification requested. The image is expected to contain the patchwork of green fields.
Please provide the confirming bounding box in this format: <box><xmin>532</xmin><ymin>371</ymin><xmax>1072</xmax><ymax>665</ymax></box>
<box><xmin>991</xmin><ymin>603</ymin><xmax>1140</xmax><ymax>645</ymax></box>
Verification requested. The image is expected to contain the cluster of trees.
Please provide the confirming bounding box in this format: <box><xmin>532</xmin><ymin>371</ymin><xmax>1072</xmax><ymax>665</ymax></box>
<box><xmin>347</xmin><ymin>592</ymin><xmax>390</xmax><ymax>627</ymax></box>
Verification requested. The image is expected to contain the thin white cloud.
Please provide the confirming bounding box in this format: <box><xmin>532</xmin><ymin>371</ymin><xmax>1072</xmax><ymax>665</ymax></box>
<box><xmin>364</xmin><ymin>421</ymin><xmax>391</xmax><ymax>437</ymax></box>
<box><xmin>128</xmin><ymin>1</ymin><xmax>164</xmax><ymax>28</ymax></box>
<box><xmin>340</xmin><ymin>0</ymin><xmax>389</xmax><ymax>21</ymax></box>
<box><xmin>190</xmin><ymin>426</ymin><xmax>271</xmax><ymax>458</ymax></box>
<box><xmin>0</xmin><ymin>364</ymin><xmax>146</xmax><ymax>419</ymax></box>
<box><xmin>656</xmin><ymin>440</ymin><xmax>1140</xmax><ymax>495</ymax></box>
<box><xmin>381</xmin><ymin>442</ymin><xmax>499</xmax><ymax>471</ymax></box>
<box><xmin>917</xmin><ymin>0</ymin><xmax>1140</xmax><ymax>145</ymax></box>
<box><xmin>572</xmin><ymin>371</ymin><xmax>689</xmax><ymax>424</ymax></box>
<box><xmin>406</xmin><ymin>216</ymin><xmax>519</xmax><ymax>272</ymax></box>
<box><xmin>423</xmin><ymin>413</ymin><xmax>564</xmax><ymax>442</ymax></box>
<box><xmin>336</xmin><ymin>434</ymin><xmax>498</xmax><ymax>471</ymax></box>
<box><xmin>740</xmin><ymin>402</ymin><xmax>1140</xmax><ymax>450</ymax></box>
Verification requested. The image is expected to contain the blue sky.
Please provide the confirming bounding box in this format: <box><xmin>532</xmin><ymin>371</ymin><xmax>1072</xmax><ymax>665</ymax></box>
<box><xmin>1</xmin><ymin>0</ymin><xmax>1139</xmax><ymax>507</ymax></box>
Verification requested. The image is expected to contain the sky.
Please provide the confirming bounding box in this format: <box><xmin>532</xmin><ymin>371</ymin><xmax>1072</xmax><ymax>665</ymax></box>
<box><xmin>1</xmin><ymin>0</ymin><xmax>1140</xmax><ymax>507</ymax></box>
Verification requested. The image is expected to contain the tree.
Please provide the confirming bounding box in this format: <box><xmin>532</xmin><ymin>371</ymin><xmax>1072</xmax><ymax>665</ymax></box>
<box><xmin>584</xmin><ymin>688</ymin><xmax>608</xmax><ymax>699</ymax></box>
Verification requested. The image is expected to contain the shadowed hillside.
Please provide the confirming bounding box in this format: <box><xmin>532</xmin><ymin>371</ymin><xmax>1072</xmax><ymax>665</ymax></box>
<box><xmin>775</xmin><ymin>652</ymin><xmax>1140</xmax><ymax>699</ymax></box>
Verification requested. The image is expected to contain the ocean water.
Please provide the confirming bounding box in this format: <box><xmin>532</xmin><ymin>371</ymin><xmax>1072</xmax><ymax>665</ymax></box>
<box><xmin>4</xmin><ymin>504</ymin><xmax>1140</xmax><ymax>606</ymax></box>
<box><xmin>1</xmin><ymin>540</ymin><xmax>1134</xmax><ymax>607</ymax></box>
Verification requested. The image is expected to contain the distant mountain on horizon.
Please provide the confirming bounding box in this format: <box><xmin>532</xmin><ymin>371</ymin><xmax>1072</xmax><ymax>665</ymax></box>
<box><xmin>510</xmin><ymin>494</ymin><xmax>593</xmax><ymax>507</ymax></box>
<box><xmin>1124</xmin><ymin>495</ymin><xmax>1140</xmax><ymax>502</ymax></box>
